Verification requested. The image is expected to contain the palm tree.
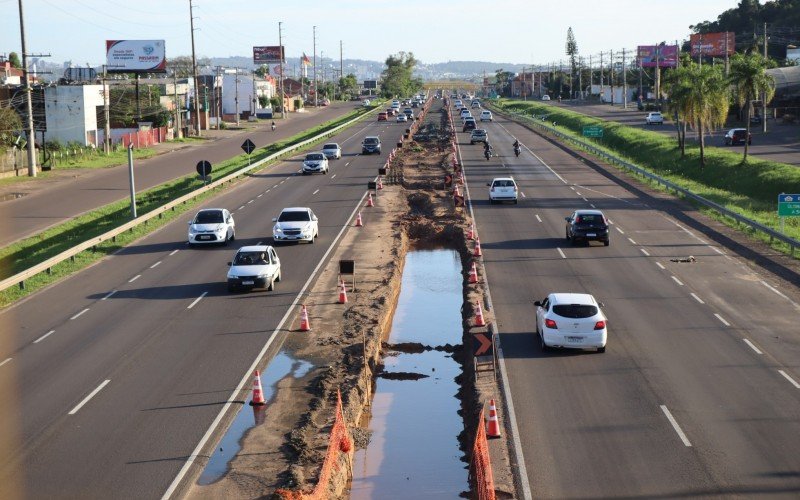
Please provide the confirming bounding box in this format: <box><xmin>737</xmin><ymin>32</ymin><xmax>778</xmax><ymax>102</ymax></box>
<box><xmin>664</xmin><ymin>66</ymin><xmax>693</xmax><ymax>157</ymax></box>
<box><xmin>683</xmin><ymin>63</ymin><xmax>730</xmax><ymax>167</ymax></box>
<box><xmin>729</xmin><ymin>52</ymin><xmax>775</xmax><ymax>161</ymax></box>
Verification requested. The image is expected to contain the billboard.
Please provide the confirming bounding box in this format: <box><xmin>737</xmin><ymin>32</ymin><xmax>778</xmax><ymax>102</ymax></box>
<box><xmin>690</xmin><ymin>32</ymin><xmax>735</xmax><ymax>57</ymax></box>
<box><xmin>363</xmin><ymin>80</ymin><xmax>378</xmax><ymax>90</ymax></box>
<box><xmin>637</xmin><ymin>45</ymin><xmax>679</xmax><ymax>68</ymax></box>
<box><xmin>253</xmin><ymin>46</ymin><xmax>285</xmax><ymax>64</ymax></box>
<box><xmin>106</xmin><ymin>40</ymin><xmax>166</xmax><ymax>73</ymax></box>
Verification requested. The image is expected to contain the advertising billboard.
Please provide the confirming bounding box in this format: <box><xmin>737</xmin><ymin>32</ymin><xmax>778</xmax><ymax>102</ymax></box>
<box><xmin>637</xmin><ymin>45</ymin><xmax>679</xmax><ymax>68</ymax></box>
<box><xmin>106</xmin><ymin>40</ymin><xmax>166</xmax><ymax>73</ymax></box>
<box><xmin>253</xmin><ymin>46</ymin><xmax>285</xmax><ymax>64</ymax></box>
<box><xmin>690</xmin><ymin>32</ymin><xmax>735</xmax><ymax>57</ymax></box>
<box><xmin>363</xmin><ymin>80</ymin><xmax>378</xmax><ymax>90</ymax></box>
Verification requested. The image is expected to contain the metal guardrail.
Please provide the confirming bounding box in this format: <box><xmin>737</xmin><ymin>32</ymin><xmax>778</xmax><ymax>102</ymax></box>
<box><xmin>495</xmin><ymin>106</ymin><xmax>800</xmax><ymax>255</ymax></box>
<box><xmin>0</xmin><ymin>108</ymin><xmax>378</xmax><ymax>294</ymax></box>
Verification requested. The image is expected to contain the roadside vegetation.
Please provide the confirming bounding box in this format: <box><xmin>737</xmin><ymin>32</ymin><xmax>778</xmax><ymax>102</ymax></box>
<box><xmin>491</xmin><ymin>99</ymin><xmax>800</xmax><ymax>251</ymax></box>
<box><xmin>0</xmin><ymin>105</ymin><xmax>374</xmax><ymax>308</ymax></box>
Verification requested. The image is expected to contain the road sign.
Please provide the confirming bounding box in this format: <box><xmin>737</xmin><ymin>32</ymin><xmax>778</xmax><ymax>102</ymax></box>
<box><xmin>241</xmin><ymin>139</ymin><xmax>255</xmax><ymax>155</ymax></box>
<box><xmin>196</xmin><ymin>160</ymin><xmax>212</xmax><ymax>177</ymax></box>
<box><xmin>583</xmin><ymin>126</ymin><xmax>604</xmax><ymax>138</ymax></box>
<box><xmin>778</xmin><ymin>194</ymin><xmax>800</xmax><ymax>216</ymax></box>
<box><xmin>472</xmin><ymin>332</ymin><xmax>494</xmax><ymax>357</ymax></box>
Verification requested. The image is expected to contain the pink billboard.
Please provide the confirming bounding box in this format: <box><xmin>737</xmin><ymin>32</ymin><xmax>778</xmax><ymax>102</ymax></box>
<box><xmin>637</xmin><ymin>45</ymin><xmax>679</xmax><ymax>68</ymax></box>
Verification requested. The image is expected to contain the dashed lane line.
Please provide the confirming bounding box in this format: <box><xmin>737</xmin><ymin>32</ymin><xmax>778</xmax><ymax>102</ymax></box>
<box><xmin>616</xmin><ymin>227</ymin><xmax>625</xmax><ymax>234</ymax></box>
<box><xmin>237</xmin><ymin>206</ymin><xmax>245</xmax><ymax>211</ymax></box>
<box><xmin>671</xmin><ymin>276</ymin><xmax>684</xmax><ymax>286</ymax></box>
<box><xmin>257</xmin><ymin>194</ymin><xmax>263</xmax><ymax>198</ymax></box>
<box><xmin>535</xmin><ymin>214</ymin><xmax>542</xmax><ymax>223</ymax></box>
<box><xmin>187</xmin><ymin>292</ymin><xmax>208</xmax><ymax>310</ymax></box>
<box><xmin>313</xmin><ymin>189</ymin><xmax>320</xmax><ymax>195</ymax></box>
<box><xmin>743</xmin><ymin>339</ymin><xmax>763</xmax><ymax>355</ymax></box>
<box><xmin>714</xmin><ymin>313</ymin><xmax>730</xmax><ymax>327</ymax></box>
<box><xmin>247</xmin><ymin>200</ymin><xmax>254</xmax><ymax>204</ymax></box>
<box><xmin>0</xmin><ymin>358</ymin><xmax>11</xmax><ymax>367</ymax></box>
<box><xmin>660</xmin><ymin>405</ymin><xmax>692</xmax><ymax>447</ymax></box>
<box><xmin>627</xmin><ymin>237</ymin><xmax>637</xmax><ymax>245</ymax></box>
<box><xmin>331</xmin><ymin>174</ymin><xmax>337</xmax><ymax>179</ymax></box>
<box><xmin>68</xmin><ymin>379</ymin><xmax>110</xmax><ymax>415</ymax></box>
<box><xmin>150</xmin><ymin>261</ymin><xmax>162</xmax><ymax>269</ymax></box>
<box><xmin>101</xmin><ymin>290</ymin><xmax>117</xmax><ymax>301</ymax></box>
<box><xmin>33</xmin><ymin>330</ymin><xmax>55</xmax><ymax>344</ymax></box>
<box><xmin>690</xmin><ymin>293</ymin><xmax>704</xmax><ymax>304</ymax></box>
<box><xmin>169</xmin><ymin>249</ymin><xmax>180</xmax><ymax>256</ymax></box>
<box><xmin>656</xmin><ymin>262</ymin><xmax>666</xmax><ymax>270</ymax></box>
<box><xmin>70</xmin><ymin>308</ymin><xmax>89</xmax><ymax>320</ymax></box>
<box><xmin>557</xmin><ymin>247</ymin><xmax>567</xmax><ymax>259</ymax></box>
<box><xmin>640</xmin><ymin>249</ymin><xmax>650</xmax><ymax>256</ymax></box>
<box><xmin>129</xmin><ymin>274</ymin><xmax>141</xmax><ymax>283</ymax></box>
<box><xmin>779</xmin><ymin>370</ymin><xmax>800</xmax><ymax>389</ymax></box>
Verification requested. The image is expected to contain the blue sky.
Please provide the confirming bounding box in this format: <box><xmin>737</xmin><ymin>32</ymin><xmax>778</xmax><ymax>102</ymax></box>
<box><xmin>1</xmin><ymin>0</ymin><xmax>748</xmax><ymax>66</ymax></box>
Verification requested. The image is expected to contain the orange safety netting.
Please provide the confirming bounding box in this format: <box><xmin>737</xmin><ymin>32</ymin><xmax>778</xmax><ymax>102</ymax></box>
<box><xmin>471</xmin><ymin>408</ymin><xmax>496</xmax><ymax>500</ymax></box>
<box><xmin>275</xmin><ymin>389</ymin><xmax>352</xmax><ymax>500</ymax></box>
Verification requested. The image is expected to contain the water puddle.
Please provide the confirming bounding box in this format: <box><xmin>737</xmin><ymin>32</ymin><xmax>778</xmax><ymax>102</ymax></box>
<box><xmin>196</xmin><ymin>352</ymin><xmax>313</xmax><ymax>485</ymax></box>
<box><xmin>350</xmin><ymin>249</ymin><xmax>468</xmax><ymax>499</ymax></box>
<box><xmin>0</xmin><ymin>192</ymin><xmax>27</xmax><ymax>202</ymax></box>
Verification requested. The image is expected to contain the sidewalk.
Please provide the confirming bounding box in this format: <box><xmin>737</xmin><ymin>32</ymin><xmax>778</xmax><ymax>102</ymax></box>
<box><xmin>0</xmin><ymin>103</ymin><xmax>357</xmax><ymax>249</ymax></box>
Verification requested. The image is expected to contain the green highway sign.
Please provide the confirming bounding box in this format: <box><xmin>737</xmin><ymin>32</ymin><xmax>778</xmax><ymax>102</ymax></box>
<box><xmin>778</xmin><ymin>194</ymin><xmax>800</xmax><ymax>216</ymax></box>
<box><xmin>583</xmin><ymin>126</ymin><xmax>604</xmax><ymax>138</ymax></box>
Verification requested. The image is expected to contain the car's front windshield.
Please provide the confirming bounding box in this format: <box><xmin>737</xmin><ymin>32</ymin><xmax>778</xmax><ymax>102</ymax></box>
<box><xmin>278</xmin><ymin>211</ymin><xmax>310</xmax><ymax>222</ymax></box>
<box><xmin>195</xmin><ymin>211</ymin><xmax>223</xmax><ymax>224</ymax></box>
<box><xmin>234</xmin><ymin>251</ymin><xmax>268</xmax><ymax>266</ymax></box>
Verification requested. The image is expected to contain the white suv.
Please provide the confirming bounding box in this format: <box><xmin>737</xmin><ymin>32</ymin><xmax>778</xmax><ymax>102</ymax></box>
<box><xmin>188</xmin><ymin>208</ymin><xmax>235</xmax><ymax>246</ymax></box>
<box><xmin>272</xmin><ymin>207</ymin><xmax>319</xmax><ymax>244</ymax></box>
<box><xmin>488</xmin><ymin>177</ymin><xmax>518</xmax><ymax>204</ymax></box>
<box><xmin>302</xmin><ymin>152</ymin><xmax>329</xmax><ymax>175</ymax></box>
<box><xmin>226</xmin><ymin>245</ymin><xmax>281</xmax><ymax>292</ymax></box>
<box><xmin>480</xmin><ymin>110</ymin><xmax>493</xmax><ymax>122</ymax></box>
<box><xmin>535</xmin><ymin>293</ymin><xmax>607</xmax><ymax>352</ymax></box>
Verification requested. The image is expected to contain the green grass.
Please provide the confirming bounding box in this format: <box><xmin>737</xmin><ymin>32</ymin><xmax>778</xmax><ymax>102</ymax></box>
<box><xmin>0</xmin><ymin>105</ymin><xmax>374</xmax><ymax>308</ymax></box>
<box><xmin>491</xmin><ymin>99</ymin><xmax>800</xmax><ymax>247</ymax></box>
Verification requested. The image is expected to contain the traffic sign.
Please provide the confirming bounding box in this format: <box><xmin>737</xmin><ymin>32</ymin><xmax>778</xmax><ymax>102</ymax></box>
<box><xmin>778</xmin><ymin>194</ymin><xmax>800</xmax><ymax>216</ymax></box>
<box><xmin>241</xmin><ymin>139</ymin><xmax>255</xmax><ymax>155</ymax></box>
<box><xmin>472</xmin><ymin>332</ymin><xmax>494</xmax><ymax>357</ymax></box>
<box><xmin>583</xmin><ymin>126</ymin><xmax>604</xmax><ymax>138</ymax></box>
<box><xmin>196</xmin><ymin>160</ymin><xmax>212</xmax><ymax>177</ymax></box>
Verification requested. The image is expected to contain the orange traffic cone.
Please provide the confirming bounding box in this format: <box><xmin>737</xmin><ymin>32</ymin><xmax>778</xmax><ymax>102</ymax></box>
<box><xmin>338</xmin><ymin>279</ymin><xmax>348</xmax><ymax>304</ymax></box>
<box><xmin>468</xmin><ymin>262</ymin><xmax>478</xmax><ymax>283</ymax></box>
<box><xmin>459</xmin><ymin>171</ymin><xmax>465</xmax><ymax>184</ymax></box>
<box><xmin>467</xmin><ymin>223</ymin><xmax>475</xmax><ymax>240</ymax></box>
<box><xmin>249</xmin><ymin>370</ymin><xmax>266</xmax><ymax>406</ymax></box>
<box><xmin>299</xmin><ymin>304</ymin><xmax>311</xmax><ymax>331</ymax></box>
<box><xmin>453</xmin><ymin>184</ymin><xmax>461</xmax><ymax>197</ymax></box>
<box><xmin>355</xmin><ymin>212</ymin><xmax>363</xmax><ymax>227</ymax></box>
<box><xmin>474</xmin><ymin>300</ymin><xmax>486</xmax><ymax>327</ymax></box>
<box><xmin>486</xmin><ymin>399</ymin><xmax>501</xmax><ymax>438</ymax></box>
<box><xmin>378</xmin><ymin>177</ymin><xmax>384</xmax><ymax>190</ymax></box>
<box><xmin>366</xmin><ymin>193</ymin><xmax>374</xmax><ymax>207</ymax></box>
<box><xmin>474</xmin><ymin>237</ymin><xmax>482</xmax><ymax>257</ymax></box>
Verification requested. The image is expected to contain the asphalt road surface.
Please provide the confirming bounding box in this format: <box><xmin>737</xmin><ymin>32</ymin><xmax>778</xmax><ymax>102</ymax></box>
<box><xmin>0</xmin><ymin>102</ymin><xmax>357</xmax><ymax>248</ymax></box>
<box><xmin>0</xmin><ymin>108</ymin><xmax>406</xmax><ymax>498</ymax></box>
<box><xmin>459</xmin><ymin>107</ymin><xmax>800</xmax><ymax>498</ymax></box>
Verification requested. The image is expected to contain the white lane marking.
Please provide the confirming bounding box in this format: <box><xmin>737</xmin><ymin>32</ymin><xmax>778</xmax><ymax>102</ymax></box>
<box><xmin>535</xmin><ymin>214</ymin><xmax>542</xmax><ymax>223</ymax></box>
<box><xmin>581</xmin><ymin>197</ymin><xmax>588</xmax><ymax>202</ymax></box>
<box><xmin>331</xmin><ymin>174</ymin><xmax>337</xmax><ymax>179</ymax></box>
<box><xmin>68</xmin><ymin>379</ymin><xmax>111</xmax><ymax>415</ymax></box>
<box><xmin>169</xmin><ymin>249</ymin><xmax>179</xmax><ymax>256</ymax></box>
<box><xmin>607</xmin><ymin>219</ymin><xmax>614</xmax><ymax>224</ymax></box>
<box><xmin>627</xmin><ymin>237</ymin><xmax>637</xmax><ymax>245</ymax></box>
<box><xmin>712</xmin><ymin>247</ymin><xmax>725</xmax><ymax>255</ymax></box>
<box><xmin>265</xmin><ymin>189</ymin><xmax>271</xmax><ymax>193</ymax></box>
<box><xmin>257</xmin><ymin>194</ymin><xmax>263</xmax><ymax>198</ymax></box>
<box><xmin>129</xmin><ymin>274</ymin><xmax>141</xmax><ymax>283</ymax></box>
<box><xmin>150</xmin><ymin>261</ymin><xmax>162</xmax><ymax>269</ymax></box>
<box><xmin>576</xmin><ymin>191</ymin><xmax>582</xmax><ymax>196</ymax></box>
<box><xmin>273</xmin><ymin>184</ymin><xmax>279</xmax><ymax>188</ymax></box>
<box><xmin>247</xmin><ymin>200</ymin><xmax>254</xmax><ymax>204</ymax></box>
<box><xmin>34</xmin><ymin>330</ymin><xmax>55</xmax><ymax>344</ymax></box>
<box><xmin>761</xmin><ymin>280</ymin><xmax>789</xmax><ymax>300</ymax></box>
<box><xmin>312</xmin><ymin>189</ymin><xmax>320</xmax><ymax>195</ymax></box>
<box><xmin>70</xmin><ymin>308</ymin><xmax>90</xmax><ymax>320</ymax></box>
<box><xmin>187</xmin><ymin>291</ymin><xmax>208</xmax><ymax>310</ymax></box>
<box><xmin>101</xmin><ymin>290</ymin><xmax>117</xmax><ymax>301</ymax></box>
<box><xmin>660</xmin><ymin>405</ymin><xmax>692</xmax><ymax>447</ymax></box>
<box><xmin>0</xmin><ymin>358</ymin><xmax>11</xmax><ymax>367</ymax></box>
<box><xmin>779</xmin><ymin>370</ymin><xmax>800</xmax><ymax>389</ymax></box>
<box><xmin>641</xmin><ymin>249</ymin><xmax>650</xmax><ymax>256</ymax></box>
<box><xmin>656</xmin><ymin>262</ymin><xmax>666</xmax><ymax>270</ymax></box>
<box><xmin>714</xmin><ymin>313</ymin><xmax>730</xmax><ymax>327</ymax></box>
<box><xmin>521</xmin><ymin>191</ymin><xmax>527</xmax><ymax>198</ymax></box>
<box><xmin>570</xmin><ymin>186</ymin><xmax>576</xmax><ymax>191</ymax></box>
<box><xmin>280</xmin><ymin>180</ymin><xmax>285</xmax><ymax>184</ymax></box>
<box><xmin>256</xmin><ymin>241</ymin><xmax>263</xmax><ymax>245</ymax></box>
<box><xmin>743</xmin><ymin>339</ymin><xmax>762</xmax><ymax>354</ymax></box>
<box><xmin>345</xmin><ymin>162</ymin><xmax>351</xmax><ymax>166</ymax></box>
<box><xmin>671</xmin><ymin>276</ymin><xmax>684</xmax><ymax>286</ymax></box>
<box><xmin>616</xmin><ymin>227</ymin><xmax>625</xmax><ymax>234</ymax></box>
<box><xmin>690</xmin><ymin>293</ymin><xmax>705</xmax><ymax>304</ymax></box>
<box><xmin>238</xmin><ymin>206</ymin><xmax>245</xmax><ymax>210</ymax></box>
<box><xmin>590</xmin><ymin>204</ymin><xmax>596</xmax><ymax>208</ymax></box>
<box><xmin>557</xmin><ymin>247</ymin><xmax>567</xmax><ymax>259</ymax></box>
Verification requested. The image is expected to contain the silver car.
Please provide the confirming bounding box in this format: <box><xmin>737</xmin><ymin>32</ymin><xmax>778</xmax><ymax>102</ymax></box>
<box><xmin>321</xmin><ymin>143</ymin><xmax>342</xmax><ymax>160</ymax></box>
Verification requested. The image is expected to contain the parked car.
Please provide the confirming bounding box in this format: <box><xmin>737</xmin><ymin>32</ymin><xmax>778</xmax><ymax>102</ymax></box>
<box><xmin>565</xmin><ymin>209</ymin><xmax>610</xmax><ymax>246</ymax></box>
<box><xmin>488</xmin><ymin>177</ymin><xmax>518</xmax><ymax>204</ymax></box>
<box><xmin>535</xmin><ymin>293</ymin><xmax>607</xmax><ymax>352</ymax></box>
<box><xmin>321</xmin><ymin>143</ymin><xmax>342</xmax><ymax>160</ymax></box>
<box><xmin>378</xmin><ymin>112</ymin><xmax>388</xmax><ymax>121</ymax></box>
<box><xmin>188</xmin><ymin>208</ymin><xmax>235</xmax><ymax>246</ymax></box>
<box><xmin>480</xmin><ymin>110</ymin><xmax>493</xmax><ymax>122</ymax></box>
<box><xmin>645</xmin><ymin>112</ymin><xmax>664</xmax><ymax>125</ymax></box>
<box><xmin>541</xmin><ymin>95</ymin><xmax>551</xmax><ymax>101</ymax></box>
<box><xmin>226</xmin><ymin>245</ymin><xmax>281</xmax><ymax>292</ymax></box>
<box><xmin>302</xmin><ymin>152</ymin><xmax>329</xmax><ymax>175</ymax></box>
<box><xmin>724</xmin><ymin>128</ymin><xmax>752</xmax><ymax>146</ymax></box>
<box><xmin>462</xmin><ymin>118</ymin><xmax>477</xmax><ymax>132</ymax></box>
<box><xmin>470</xmin><ymin>129</ymin><xmax>488</xmax><ymax>144</ymax></box>
<box><xmin>272</xmin><ymin>207</ymin><xmax>319</xmax><ymax>244</ymax></box>
<box><xmin>362</xmin><ymin>136</ymin><xmax>382</xmax><ymax>154</ymax></box>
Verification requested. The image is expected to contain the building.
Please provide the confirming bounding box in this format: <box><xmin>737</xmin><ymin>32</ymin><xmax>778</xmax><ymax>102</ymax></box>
<box><xmin>220</xmin><ymin>71</ymin><xmax>275</xmax><ymax>119</ymax></box>
<box><xmin>1</xmin><ymin>61</ymin><xmax>23</xmax><ymax>85</ymax></box>
<box><xmin>43</xmin><ymin>84</ymin><xmax>105</xmax><ymax>146</ymax></box>
<box><xmin>511</xmin><ymin>72</ymin><xmax>534</xmax><ymax>98</ymax></box>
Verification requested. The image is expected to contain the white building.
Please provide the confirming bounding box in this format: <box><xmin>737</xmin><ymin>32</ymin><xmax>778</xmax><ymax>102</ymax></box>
<box><xmin>220</xmin><ymin>71</ymin><xmax>274</xmax><ymax>117</ymax></box>
<box><xmin>44</xmin><ymin>84</ymin><xmax>106</xmax><ymax>146</ymax></box>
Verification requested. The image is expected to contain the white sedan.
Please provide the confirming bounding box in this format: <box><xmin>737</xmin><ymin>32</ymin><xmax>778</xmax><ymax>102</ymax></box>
<box><xmin>321</xmin><ymin>143</ymin><xmax>342</xmax><ymax>160</ymax></box>
<box><xmin>535</xmin><ymin>293</ymin><xmax>607</xmax><ymax>352</ymax></box>
<box><xmin>272</xmin><ymin>207</ymin><xmax>319</xmax><ymax>244</ymax></box>
<box><xmin>188</xmin><ymin>208</ymin><xmax>235</xmax><ymax>245</ymax></box>
<box><xmin>226</xmin><ymin>245</ymin><xmax>281</xmax><ymax>292</ymax></box>
<box><xmin>302</xmin><ymin>152</ymin><xmax>329</xmax><ymax>175</ymax></box>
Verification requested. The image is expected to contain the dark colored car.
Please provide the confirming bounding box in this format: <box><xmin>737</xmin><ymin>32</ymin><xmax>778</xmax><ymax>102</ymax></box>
<box><xmin>362</xmin><ymin>136</ymin><xmax>382</xmax><ymax>154</ymax></box>
<box><xmin>462</xmin><ymin>118</ymin><xmax>477</xmax><ymax>132</ymax></box>
<box><xmin>724</xmin><ymin>128</ymin><xmax>751</xmax><ymax>146</ymax></box>
<box><xmin>565</xmin><ymin>209</ymin><xmax>610</xmax><ymax>246</ymax></box>
<box><xmin>377</xmin><ymin>112</ymin><xmax>388</xmax><ymax>121</ymax></box>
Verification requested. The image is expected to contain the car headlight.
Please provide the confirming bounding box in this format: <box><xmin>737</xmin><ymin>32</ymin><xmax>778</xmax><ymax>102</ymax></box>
<box><xmin>227</xmin><ymin>273</ymin><xmax>237</xmax><ymax>279</ymax></box>
<box><xmin>257</xmin><ymin>273</ymin><xmax>269</xmax><ymax>278</ymax></box>
<box><xmin>273</xmin><ymin>226</ymin><xmax>283</xmax><ymax>234</ymax></box>
<box><xmin>189</xmin><ymin>226</ymin><xmax>198</xmax><ymax>235</ymax></box>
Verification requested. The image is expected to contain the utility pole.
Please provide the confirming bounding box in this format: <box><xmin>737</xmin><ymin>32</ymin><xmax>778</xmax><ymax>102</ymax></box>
<box><xmin>278</xmin><ymin>21</ymin><xmax>285</xmax><ymax>120</ymax></box>
<box><xmin>215</xmin><ymin>65</ymin><xmax>222</xmax><ymax>129</ymax></box>
<box><xmin>313</xmin><ymin>26</ymin><xmax>318</xmax><ymax>107</ymax></box>
<box><xmin>610</xmin><ymin>50</ymin><xmax>615</xmax><ymax>105</ymax></box>
<box><xmin>252</xmin><ymin>69</ymin><xmax>257</xmax><ymax>116</ymax></box>
<box><xmin>103</xmin><ymin>65</ymin><xmax>111</xmax><ymax>154</ymax></box>
<box><xmin>234</xmin><ymin>67</ymin><xmax>240</xmax><ymax>126</ymax></box>
<box><xmin>340</xmin><ymin>40</ymin><xmax>343</xmax><ymax>101</ymax></box>
<box><xmin>173</xmin><ymin>70</ymin><xmax>181</xmax><ymax>138</ymax></box>
<box><xmin>189</xmin><ymin>0</ymin><xmax>201</xmax><ymax>136</ymax></box>
<box><xmin>763</xmin><ymin>22</ymin><xmax>768</xmax><ymax>133</ymax></box>
<box><xmin>18</xmin><ymin>0</ymin><xmax>36</xmax><ymax>176</ymax></box>
<box><xmin>558</xmin><ymin>60</ymin><xmax>563</xmax><ymax>98</ymax></box>
<box><xmin>589</xmin><ymin>54</ymin><xmax>593</xmax><ymax>94</ymax></box>
<box><xmin>578</xmin><ymin>57</ymin><xmax>583</xmax><ymax>99</ymax></box>
<box><xmin>622</xmin><ymin>48</ymin><xmax>627</xmax><ymax>109</ymax></box>
<box><xmin>655</xmin><ymin>44</ymin><xmax>661</xmax><ymax>109</ymax></box>
<box><xmin>599</xmin><ymin>51</ymin><xmax>604</xmax><ymax>102</ymax></box>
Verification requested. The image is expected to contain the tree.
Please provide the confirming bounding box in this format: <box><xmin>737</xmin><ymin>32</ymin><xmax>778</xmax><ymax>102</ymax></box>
<box><xmin>565</xmin><ymin>28</ymin><xmax>578</xmax><ymax>98</ymax></box>
<box><xmin>729</xmin><ymin>52</ymin><xmax>775</xmax><ymax>161</ymax></box>
<box><xmin>254</xmin><ymin>65</ymin><xmax>270</xmax><ymax>78</ymax></box>
<box><xmin>494</xmin><ymin>69</ymin><xmax>514</xmax><ymax>97</ymax></box>
<box><xmin>380</xmin><ymin>52</ymin><xmax>422</xmax><ymax>98</ymax></box>
<box><xmin>8</xmin><ymin>52</ymin><xmax>22</xmax><ymax>69</ymax></box>
<box><xmin>682</xmin><ymin>63</ymin><xmax>730</xmax><ymax>167</ymax></box>
<box><xmin>339</xmin><ymin>73</ymin><xmax>359</xmax><ymax>99</ymax></box>
<box><xmin>664</xmin><ymin>65</ymin><xmax>694</xmax><ymax>157</ymax></box>
<box><xmin>0</xmin><ymin>107</ymin><xmax>23</xmax><ymax>148</ymax></box>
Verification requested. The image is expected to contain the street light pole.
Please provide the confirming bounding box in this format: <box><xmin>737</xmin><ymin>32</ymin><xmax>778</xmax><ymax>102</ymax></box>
<box><xmin>17</xmin><ymin>0</ymin><xmax>37</xmax><ymax>176</ymax></box>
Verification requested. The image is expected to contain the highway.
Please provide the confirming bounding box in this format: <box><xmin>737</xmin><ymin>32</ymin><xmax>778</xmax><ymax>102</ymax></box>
<box><xmin>0</xmin><ymin>107</ymin><xmax>405</xmax><ymax>498</ymax></box>
<box><xmin>460</xmin><ymin>106</ymin><xmax>800</xmax><ymax>497</ymax></box>
<box><xmin>0</xmin><ymin>101</ymin><xmax>357</xmax><ymax>248</ymax></box>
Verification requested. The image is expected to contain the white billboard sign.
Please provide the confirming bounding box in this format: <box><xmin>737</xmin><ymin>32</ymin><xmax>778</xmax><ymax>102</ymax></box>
<box><xmin>106</xmin><ymin>40</ymin><xmax>167</xmax><ymax>73</ymax></box>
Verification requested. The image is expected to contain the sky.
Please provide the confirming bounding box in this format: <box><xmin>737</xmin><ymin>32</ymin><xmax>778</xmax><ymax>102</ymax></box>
<box><xmin>0</xmin><ymin>0</ymin><xmax>749</xmax><ymax>68</ymax></box>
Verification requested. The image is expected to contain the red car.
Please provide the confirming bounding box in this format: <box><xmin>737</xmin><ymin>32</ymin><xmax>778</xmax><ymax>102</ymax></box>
<box><xmin>378</xmin><ymin>112</ymin><xmax>388</xmax><ymax>121</ymax></box>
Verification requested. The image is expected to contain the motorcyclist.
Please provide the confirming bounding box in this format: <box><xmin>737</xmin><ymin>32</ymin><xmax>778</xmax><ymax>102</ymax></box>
<box><xmin>271</xmin><ymin>121</ymin><xmax>276</xmax><ymax>131</ymax></box>
<box><xmin>513</xmin><ymin>139</ymin><xmax>521</xmax><ymax>156</ymax></box>
<box><xmin>483</xmin><ymin>141</ymin><xmax>492</xmax><ymax>159</ymax></box>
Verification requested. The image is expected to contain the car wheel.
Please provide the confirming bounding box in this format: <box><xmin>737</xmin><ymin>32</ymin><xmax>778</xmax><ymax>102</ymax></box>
<box><xmin>227</xmin><ymin>284</ymin><xmax>236</xmax><ymax>293</ymax></box>
<box><xmin>230</xmin><ymin>229</ymin><xmax>235</xmax><ymax>242</ymax></box>
<box><xmin>514</xmin><ymin>199</ymin><xmax>518</xmax><ymax>205</ymax></box>
<box><xmin>224</xmin><ymin>231</ymin><xmax>231</xmax><ymax>246</ymax></box>
<box><xmin>597</xmin><ymin>346</ymin><xmax>606</xmax><ymax>353</ymax></box>
<box><xmin>324</xmin><ymin>169</ymin><xmax>328</xmax><ymax>175</ymax></box>
<box><xmin>267</xmin><ymin>276</ymin><xmax>275</xmax><ymax>291</ymax></box>
<box><xmin>275</xmin><ymin>270</ymin><xmax>282</xmax><ymax>282</ymax></box>
<box><xmin>570</xmin><ymin>235</ymin><xmax>577</xmax><ymax>245</ymax></box>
